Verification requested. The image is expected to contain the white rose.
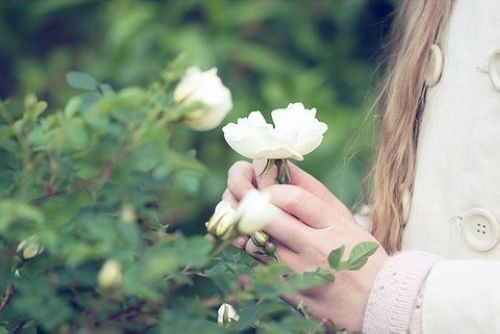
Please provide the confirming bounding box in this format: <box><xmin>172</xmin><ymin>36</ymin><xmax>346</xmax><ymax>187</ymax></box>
<box><xmin>235</xmin><ymin>190</ymin><xmax>275</xmax><ymax>235</ymax></box>
<box><xmin>173</xmin><ymin>66</ymin><xmax>233</xmax><ymax>131</ymax></box>
<box><xmin>206</xmin><ymin>201</ymin><xmax>237</xmax><ymax>240</ymax></box>
<box><xmin>98</xmin><ymin>259</ymin><xmax>123</xmax><ymax>289</ymax></box>
<box><xmin>222</xmin><ymin>102</ymin><xmax>327</xmax><ymax>161</ymax></box>
<box><xmin>217</xmin><ymin>303</ymin><xmax>239</xmax><ymax>325</ymax></box>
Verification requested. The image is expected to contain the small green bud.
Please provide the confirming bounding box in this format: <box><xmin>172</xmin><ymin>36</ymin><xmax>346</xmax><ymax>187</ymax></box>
<box><xmin>250</xmin><ymin>231</ymin><xmax>269</xmax><ymax>246</ymax></box>
<box><xmin>264</xmin><ymin>241</ymin><xmax>276</xmax><ymax>255</ymax></box>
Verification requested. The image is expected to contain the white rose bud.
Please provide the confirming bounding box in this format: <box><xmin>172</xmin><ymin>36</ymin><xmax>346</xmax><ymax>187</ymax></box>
<box><xmin>206</xmin><ymin>201</ymin><xmax>237</xmax><ymax>240</ymax></box>
<box><xmin>222</xmin><ymin>102</ymin><xmax>327</xmax><ymax>160</ymax></box>
<box><xmin>235</xmin><ymin>190</ymin><xmax>275</xmax><ymax>235</ymax></box>
<box><xmin>120</xmin><ymin>203</ymin><xmax>136</xmax><ymax>224</ymax></box>
<box><xmin>98</xmin><ymin>259</ymin><xmax>123</xmax><ymax>290</ymax></box>
<box><xmin>217</xmin><ymin>303</ymin><xmax>239</xmax><ymax>326</ymax></box>
<box><xmin>17</xmin><ymin>235</ymin><xmax>44</xmax><ymax>260</ymax></box>
<box><xmin>174</xmin><ymin>66</ymin><xmax>233</xmax><ymax>131</ymax></box>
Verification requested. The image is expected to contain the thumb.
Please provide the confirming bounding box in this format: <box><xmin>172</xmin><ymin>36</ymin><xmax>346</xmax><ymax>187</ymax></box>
<box><xmin>252</xmin><ymin>159</ymin><xmax>278</xmax><ymax>189</ymax></box>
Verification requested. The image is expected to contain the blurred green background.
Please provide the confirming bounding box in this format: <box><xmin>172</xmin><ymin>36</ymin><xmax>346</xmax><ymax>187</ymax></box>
<box><xmin>0</xmin><ymin>0</ymin><xmax>395</xmax><ymax>228</ymax></box>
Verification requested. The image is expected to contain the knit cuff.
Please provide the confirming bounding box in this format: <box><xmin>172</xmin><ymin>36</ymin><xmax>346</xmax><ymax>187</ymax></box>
<box><xmin>362</xmin><ymin>251</ymin><xmax>440</xmax><ymax>334</ymax></box>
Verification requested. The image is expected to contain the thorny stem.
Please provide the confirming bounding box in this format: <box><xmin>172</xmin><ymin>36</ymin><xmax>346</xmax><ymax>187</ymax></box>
<box><xmin>274</xmin><ymin>159</ymin><xmax>290</xmax><ymax>184</ymax></box>
<box><xmin>100</xmin><ymin>301</ymin><xmax>147</xmax><ymax>325</ymax></box>
<box><xmin>210</xmin><ymin>241</ymin><xmax>230</xmax><ymax>258</ymax></box>
<box><xmin>0</xmin><ymin>285</ymin><xmax>15</xmax><ymax>314</ymax></box>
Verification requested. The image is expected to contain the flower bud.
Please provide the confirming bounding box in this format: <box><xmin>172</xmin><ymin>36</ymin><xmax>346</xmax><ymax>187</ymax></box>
<box><xmin>98</xmin><ymin>259</ymin><xmax>122</xmax><ymax>290</ymax></box>
<box><xmin>120</xmin><ymin>203</ymin><xmax>136</xmax><ymax>224</ymax></box>
<box><xmin>235</xmin><ymin>190</ymin><xmax>275</xmax><ymax>235</ymax></box>
<box><xmin>206</xmin><ymin>201</ymin><xmax>237</xmax><ymax>240</ymax></box>
<box><xmin>264</xmin><ymin>241</ymin><xmax>276</xmax><ymax>255</ymax></box>
<box><xmin>17</xmin><ymin>235</ymin><xmax>44</xmax><ymax>260</ymax></box>
<box><xmin>250</xmin><ymin>231</ymin><xmax>269</xmax><ymax>247</ymax></box>
<box><xmin>217</xmin><ymin>303</ymin><xmax>239</xmax><ymax>326</ymax></box>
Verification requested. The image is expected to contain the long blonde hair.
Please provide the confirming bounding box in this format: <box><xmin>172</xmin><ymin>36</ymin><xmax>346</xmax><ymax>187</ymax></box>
<box><xmin>369</xmin><ymin>0</ymin><xmax>455</xmax><ymax>254</ymax></box>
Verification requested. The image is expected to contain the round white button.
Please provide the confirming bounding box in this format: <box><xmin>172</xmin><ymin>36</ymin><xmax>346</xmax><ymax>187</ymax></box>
<box><xmin>425</xmin><ymin>44</ymin><xmax>443</xmax><ymax>87</ymax></box>
<box><xmin>461</xmin><ymin>208</ymin><xmax>500</xmax><ymax>252</ymax></box>
<box><xmin>489</xmin><ymin>49</ymin><xmax>500</xmax><ymax>91</ymax></box>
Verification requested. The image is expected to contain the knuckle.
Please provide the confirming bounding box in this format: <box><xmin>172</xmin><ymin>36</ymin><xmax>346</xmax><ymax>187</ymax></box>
<box><xmin>272</xmin><ymin>185</ymin><xmax>303</xmax><ymax>209</ymax></box>
<box><xmin>228</xmin><ymin>160</ymin><xmax>251</xmax><ymax>178</ymax></box>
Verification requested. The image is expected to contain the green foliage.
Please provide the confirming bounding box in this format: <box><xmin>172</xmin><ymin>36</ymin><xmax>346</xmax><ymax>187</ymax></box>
<box><xmin>0</xmin><ymin>0</ymin><xmax>395</xmax><ymax>209</ymax></box>
<box><xmin>328</xmin><ymin>242</ymin><xmax>379</xmax><ymax>271</ymax></box>
<box><xmin>0</xmin><ymin>1</ymin><xmax>393</xmax><ymax>332</ymax></box>
<box><xmin>0</xmin><ymin>65</ymin><xmax>379</xmax><ymax>333</ymax></box>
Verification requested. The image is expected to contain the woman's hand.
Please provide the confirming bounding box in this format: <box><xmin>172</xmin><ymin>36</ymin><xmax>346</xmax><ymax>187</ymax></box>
<box><xmin>223</xmin><ymin>160</ymin><xmax>388</xmax><ymax>331</ymax></box>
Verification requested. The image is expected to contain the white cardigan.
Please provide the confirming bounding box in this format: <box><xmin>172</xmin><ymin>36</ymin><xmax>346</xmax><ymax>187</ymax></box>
<box><xmin>401</xmin><ymin>0</ymin><xmax>500</xmax><ymax>332</ymax></box>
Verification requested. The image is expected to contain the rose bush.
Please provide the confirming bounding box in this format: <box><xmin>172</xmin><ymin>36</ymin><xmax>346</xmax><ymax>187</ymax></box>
<box><xmin>0</xmin><ymin>60</ymin><xmax>378</xmax><ymax>333</ymax></box>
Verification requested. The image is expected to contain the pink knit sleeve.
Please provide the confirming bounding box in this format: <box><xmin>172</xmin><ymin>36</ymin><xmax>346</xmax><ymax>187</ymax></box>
<box><xmin>362</xmin><ymin>251</ymin><xmax>440</xmax><ymax>333</ymax></box>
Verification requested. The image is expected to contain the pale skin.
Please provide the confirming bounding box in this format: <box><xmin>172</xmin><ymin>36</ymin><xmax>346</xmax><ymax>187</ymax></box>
<box><xmin>223</xmin><ymin>160</ymin><xmax>388</xmax><ymax>332</ymax></box>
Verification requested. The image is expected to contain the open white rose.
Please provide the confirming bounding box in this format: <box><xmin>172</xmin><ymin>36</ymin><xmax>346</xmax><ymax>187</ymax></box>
<box><xmin>174</xmin><ymin>66</ymin><xmax>233</xmax><ymax>131</ymax></box>
<box><xmin>222</xmin><ymin>103</ymin><xmax>327</xmax><ymax>161</ymax></box>
<box><xmin>235</xmin><ymin>190</ymin><xmax>275</xmax><ymax>235</ymax></box>
<box><xmin>217</xmin><ymin>303</ymin><xmax>239</xmax><ymax>325</ymax></box>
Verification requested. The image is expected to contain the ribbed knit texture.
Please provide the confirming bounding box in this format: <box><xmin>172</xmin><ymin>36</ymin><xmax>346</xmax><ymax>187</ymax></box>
<box><xmin>362</xmin><ymin>251</ymin><xmax>440</xmax><ymax>333</ymax></box>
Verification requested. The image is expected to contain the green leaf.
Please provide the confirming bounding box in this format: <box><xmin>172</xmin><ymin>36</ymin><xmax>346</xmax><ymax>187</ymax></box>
<box><xmin>344</xmin><ymin>242</ymin><xmax>379</xmax><ymax>271</ymax></box>
<box><xmin>66</xmin><ymin>71</ymin><xmax>98</xmax><ymax>91</ymax></box>
<box><xmin>231</xmin><ymin>303</ymin><xmax>262</xmax><ymax>330</ymax></box>
<box><xmin>327</xmin><ymin>245</ymin><xmax>345</xmax><ymax>270</ymax></box>
<box><xmin>159</xmin><ymin>311</ymin><xmax>224</xmax><ymax>334</ymax></box>
<box><xmin>24</xmin><ymin>100</ymin><xmax>47</xmax><ymax>122</ymax></box>
<box><xmin>99</xmin><ymin>83</ymin><xmax>114</xmax><ymax>95</ymax></box>
<box><xmin>0</xmin><ymin>200</ymin><xmax>44</xmax><ymax>232</ymax></box>
<box><xmin>12</xmin><ymin>278</ymin><xmax>73</xmax><ymax>330</ymax></box>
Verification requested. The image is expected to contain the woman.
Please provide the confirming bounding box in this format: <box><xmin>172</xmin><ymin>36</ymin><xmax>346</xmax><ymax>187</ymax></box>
<box><xmin>224</xmin><ymin>0</ymin><xmax>500</xmax><ymax>332</ymax></box>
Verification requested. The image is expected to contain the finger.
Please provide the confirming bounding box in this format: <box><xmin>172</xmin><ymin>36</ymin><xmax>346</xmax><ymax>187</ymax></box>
<box><xmin>227</xmin><ymin>161</ymin><xmax>256</xmax><ymax>201</ymax></box>
<box><xmin>266</xmin><ymin>184</ymin><xmax>350</xmax><ymax>229</ymax></box>
<box><xmin>253</xmin><ymin>160</ymin><xmax>344</xmax><ymax>213</ymax></box>
<box><xmin>222</xmin><ymin>188</ymin><xmax>238</xmax><ymax>208</ymax></box>
<box><xmin>231</xmin><ymin>235</ymin><xmax>248</xmax><ymax>249</ymax></box>
<box><xmin>281</xmin><ymin>293</ymin><xmax>307</xmax><ymax>310</ymax></box>
<box><xmin>260</xmin><ymin>205</ymin><xmax>311</xmax><ymax>252</ymax></box>
<box><xmin>287</xmin><ymin>162</ymin><xmax>343</xmax><ymax>209</ymax></box>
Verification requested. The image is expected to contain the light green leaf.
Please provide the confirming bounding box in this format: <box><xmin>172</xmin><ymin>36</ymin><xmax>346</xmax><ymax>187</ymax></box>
<box><xmin>99</xmin><ymin>83</ymin><xmax>114</xmax><ymax>95</ymax></box>
<box><xmin>0</xmin><ymin>200</ymin><xmax>44</xmax><ymax>232</ymax></box>
<box><xmin>66</xmin><ymin>71</ymin><xmax>98</xmax><ymax>91</ymax></box>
